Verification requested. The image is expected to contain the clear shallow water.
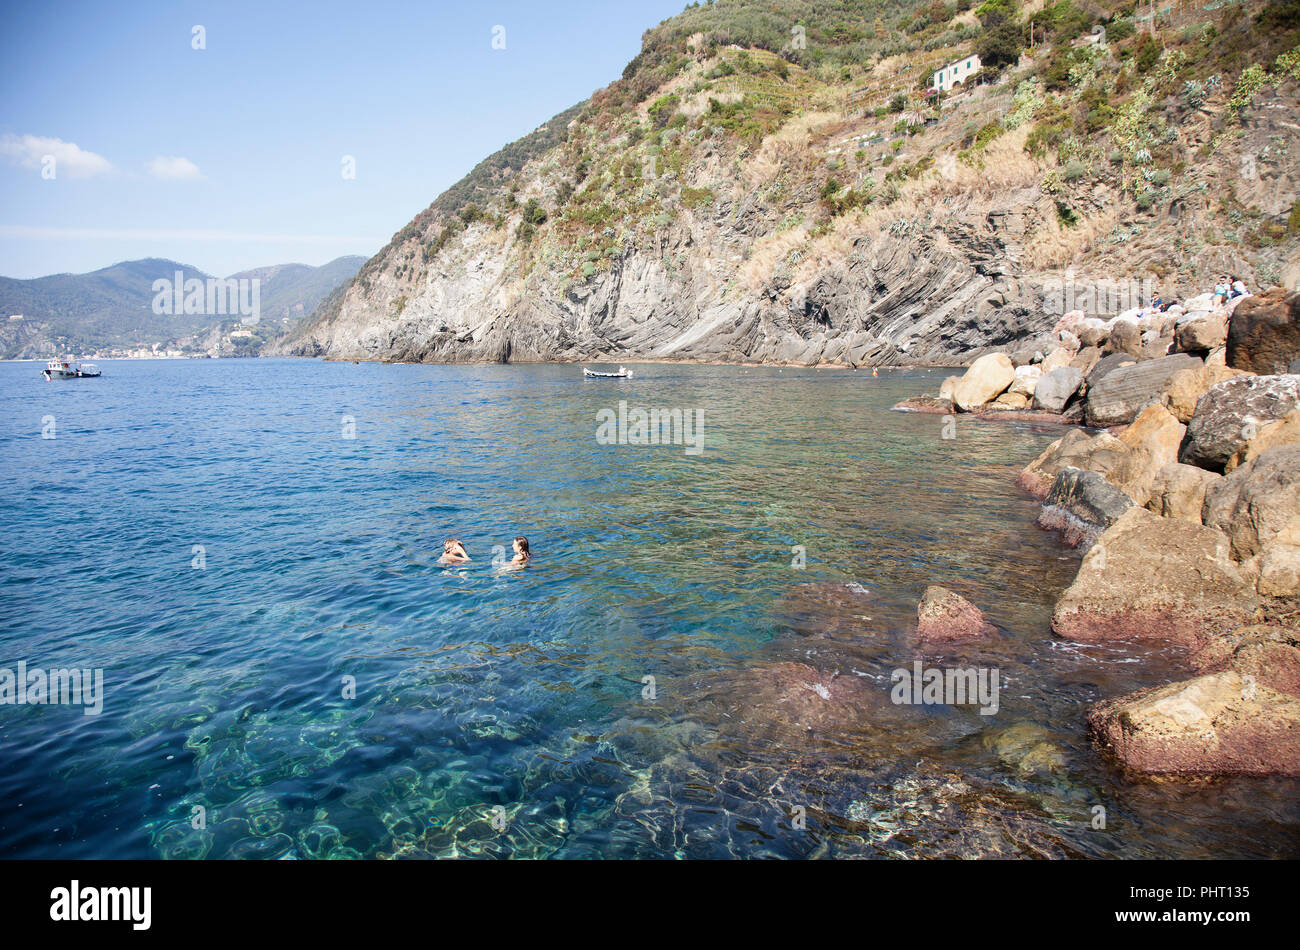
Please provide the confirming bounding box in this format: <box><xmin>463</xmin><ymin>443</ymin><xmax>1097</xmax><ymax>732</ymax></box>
<box><xmin>0</xmin><ymin>358</ymin><xmax>1296</xmax><ymax>859</ymax></box>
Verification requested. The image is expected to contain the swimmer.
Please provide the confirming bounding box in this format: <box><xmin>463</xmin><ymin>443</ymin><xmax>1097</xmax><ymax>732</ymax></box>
<box><xmin>510</xmin><ymin>536</ymin><xmax>531</xmax><ymax>566</ymax></box>
<box><xmin>439</xmin><ymin>538</ymin><xmax>470</xmax><ymax>564</ymax></box>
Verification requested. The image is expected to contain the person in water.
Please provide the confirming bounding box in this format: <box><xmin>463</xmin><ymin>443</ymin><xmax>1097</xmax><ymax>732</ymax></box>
<box><xmin>439</xmin><ymin>538</ymin><xmax>470</xmax><ymax>564</ymax></box>
<box><xmin>510</xmin><ymin>536</ymin><xmax>531</xmax><ymax>565</ymax></box>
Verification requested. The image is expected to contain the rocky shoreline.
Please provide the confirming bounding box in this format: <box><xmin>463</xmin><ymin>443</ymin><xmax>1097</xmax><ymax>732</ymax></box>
<box><xmin>895</xmin><ymin>287</ymin><xmax>1300</xmax><ymax>778</ymax></box>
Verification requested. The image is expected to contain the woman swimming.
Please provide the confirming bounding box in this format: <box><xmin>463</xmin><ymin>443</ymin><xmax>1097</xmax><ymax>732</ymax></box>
<box><xmin>439</xmin><ymin>538</ymin><xmax>470</xmax><ymax>564</ymax></box>
<box><xmin>510</xmin><ymin>536</ymin><xmax>531</xmax><ymax>566</ymax></box>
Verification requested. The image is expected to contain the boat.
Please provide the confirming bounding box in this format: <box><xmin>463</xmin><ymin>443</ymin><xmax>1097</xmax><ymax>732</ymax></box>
<box><xmin>583</xmin><ymin>365</ymin><xmax>633</xmax><ymax>378</ymax></box>
<box><xmin>43</xmin><ymin>357</ymin><xmax>101</xmax><ymax>380</ymax></box>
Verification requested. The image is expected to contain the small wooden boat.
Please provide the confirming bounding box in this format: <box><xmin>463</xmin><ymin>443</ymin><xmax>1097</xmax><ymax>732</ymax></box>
<box><xmin>583</xmin><ymin>365</ymin><xmax>632</xmax><ymax>378</ymax></box>
<box><xmin>43</xmin><ymin>357</ymin><xmax>101</xmax><ymax>380</ymax></box>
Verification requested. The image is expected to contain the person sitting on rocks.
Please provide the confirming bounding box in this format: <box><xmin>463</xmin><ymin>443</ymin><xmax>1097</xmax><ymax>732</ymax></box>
<box><xmin>439</xmin><ymin>538</ymin><xmax>470</xmax><ymax>564</ymax></box>
<box><xmin>1230</xmin><ymin>275</ymin><xmax>1249</xmax><ymax>299</ymax></box>
<box><xmin>1212</xmin><ymin>278</ymin><xmax>1230</xmax><ymax>308</ymax></box>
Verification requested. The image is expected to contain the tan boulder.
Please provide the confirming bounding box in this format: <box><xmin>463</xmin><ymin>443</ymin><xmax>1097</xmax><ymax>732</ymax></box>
<box><xmin>1087</xmin><ymin>672</ymin><xmax>1300</xmax><ymax>776</ymax></box>
<box><xmin>1051</xmin><ymin>507</ymin><xmax>1258</xmax><ymax>649</ymax></box>
<box><xmin>1040</xmin><ymin>345</ymin><xmax>1075</xmax><ymax>374</ymax></box>
<box><xmin>1203</xmin><ymin>446</ymin><xmax>1300</xmax><ymax>560</ymax></box>
<box><xmin>1015</xmin><ymin>428</ymin><xmax>1132</xmax><ymax>498</ymax></box>
<box><xmin>1247</xmin><ymin>514</ymin><xmax>1300</xmax><ymax>597</ymax></box>
<box><xmin>1145</xmin><ymin>462</ymin><xmax>1221</xmax><ymax>522</ymax></box>
<box><xmin>1161</xmin><ymin>364</ymin><xmax>1245</xmax><ymax>423</ymax></box>
<box><xmin>1109</xmin><ymin>404</ymin><xmax>1187</xmax><ymax>505</ymax></box>
<box><xmin>938</xmin><ymin>375</ymin><xmax>960</xmax><ymax>402</ymax></box>
<box><xmin>1069</xmin><ymin>345</ymin><xmax>1102</xmax><ymax>376</ymax></box>
<box><xmin>951</xmin><ymin>353</ymin><xmax>1015</xmax><ymax>411</ymax></box>
<box><xmin>1225</xmin><ymin>407</ymin><xmax>1300</xmax><ymax>472</ymax></box>
<box><xmin>991</xmin><ymin>390</ymin><xmax>1030</xmax><ymax>409</ymax></box>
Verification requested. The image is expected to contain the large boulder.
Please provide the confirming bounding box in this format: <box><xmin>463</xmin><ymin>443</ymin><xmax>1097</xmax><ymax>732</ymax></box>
<box><xmin>991</xmin><ymin>390</ymin><xmax>1030</xmax><ymax>409</ymax></box>
<box><xmin>1016</xmin><ymin>428</ymin><xmax>1131</xmax><ymax>498</ymax></box>
<box><xmin>938</xmin><ymin>375</ymin><xmax>960</xmax><ymax>402</ymax></box>
<box><xmin>1160</xmin><ymin>364</ymin><xmax>1245</xmax><ymax>423</ymax></box>
<box><xmin>1110</xmin><ymin>403</ymin><xmax>1187</xmax><ymax>505</ymax></box>
<box><xmin>1192</xmin><ymin>625</ymin><xmax>1300</xmax><ymax>697</ymax></box>
<box><xmin>1086</xmin><ymin>672</ymin><xmax>1300</xmax><ymax>776</ymax></box>
<box><xmin>1031</xmin><ymin>366</ymin><xmax>1084</xmax><ymax>412</ymax></box>
<box><xmin>1085</xmin><ymin>354</ymin><xmax>1204</xmax><ymax>427</ymax></box>
<box><xmin>1036</xmin><ymin>467</ymin><xmax>1134</xmax><ymax>547</ymax></box>
<box><xmin>1145</xmin><ymin>462</ymin><xmax>1221</xmax><ymax>522</ymax></box>
<box><xmin>1084</xmin><ymin>352</ymin><xmax>1137</xmax><ymax>391</ymax></box>
<box><xmin>1227</xmin><ymin>288</ymin><xmax>1300</xmax><ymax>374</ymax></box>
<box><xmin>1179</xmin><ymin>374</ymin><xmax>1300</xmax><ymax>471</ymax></box>
<box><xmin>1040</xmin><ymin>345</ymin><xmax>1075</xmax><ymax>374</ymax></box>
<box><xmin>912</xmin><ymin>585</ymin><xmax>997</xmax><ymax>645</ymax></box>
<box><xmin>1174</xmin><ymin>311</ymin><xmax>1228</xmax><ymax>353</ymax></box>
<box><xmin>1249</xmin><ymin>515</ymin><xmax>1300</xmax><ymax>598</ymax></box>
<box><xmin>1051</xmin><ymin>507</ymin><xmax>1258</xmax><ymax>648</ymax></box>
<box><xmin>1069</xmin><ymin>345</ymin><xmax>1102</xmax><ymax>376</ymax></box>
<box><xmin>1009</xmin><ymin>364</ymin><xmax>1042</xmax><ymax>398</ymax></box>
<box><xmin>1104</xmin><ymin>319</ymin><xmax>1143</xmax><ymax>357</ymax></box>
<box><xmin>1226</xmin><ymin>406</ymin><xmax>1300</xmax><ymax>472</ymax></box>
<box><xmin>1202</xmin><ymin>446</ymin><xmax>1300</xmax><ymax>560</ymax></box>
<box><xmin>951</xmin><ymin>352</ymin><xmax>1015</xmax><ymax>411</ymax></box>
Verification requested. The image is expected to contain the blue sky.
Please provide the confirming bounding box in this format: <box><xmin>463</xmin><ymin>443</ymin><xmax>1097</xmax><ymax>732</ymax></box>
<box><xmin>0</xmin><ymin>0</ymin><xmax>687</xmax><ymax>279</ymax></box>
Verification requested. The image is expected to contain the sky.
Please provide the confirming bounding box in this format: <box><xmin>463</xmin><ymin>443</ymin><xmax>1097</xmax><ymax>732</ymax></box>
<box><xmin>0</xmin><ymin>0</ymin><xmax>688</xmax><ymax>279</ymax></box>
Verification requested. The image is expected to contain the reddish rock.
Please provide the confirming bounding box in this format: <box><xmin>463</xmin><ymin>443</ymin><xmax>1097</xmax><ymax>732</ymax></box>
<box><xmin>1191</xmin><ymin>625</ymin><xmax>1300</xmax><ymax>697</ymax></box>
<box><xmin>1051</xmin><ymin>508</ymin><xmax>1258</xmax><ymax>650</ymax></box>
<box><xmin>913</xmin><ymin>585</ymin><xmax>997</xmax><ymax>645</ymax></box>
<box><xmin>1087</xmin><ymin>672</ymin><xmax>1300</xmax><ymax>777</ymax></box>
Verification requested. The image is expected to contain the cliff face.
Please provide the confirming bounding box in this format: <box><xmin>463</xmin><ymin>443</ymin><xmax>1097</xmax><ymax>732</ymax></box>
<box><xmin>277</xmin><ymin>2</ymin><xmax>1300</xmax><ymax>366</ymax></box>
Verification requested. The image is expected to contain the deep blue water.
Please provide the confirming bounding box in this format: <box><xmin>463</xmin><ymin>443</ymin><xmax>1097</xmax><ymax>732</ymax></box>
<box><xmin>1</xmin><ymin>358</ymin><xmax>1296</xmax><ymax>859</ymax></box>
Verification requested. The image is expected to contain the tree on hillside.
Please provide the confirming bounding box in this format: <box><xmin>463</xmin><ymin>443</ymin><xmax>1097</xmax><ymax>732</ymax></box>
<box><xmin>976</xmin><ymin>7</ymin><xmax>1025</xmax><ymax>69</ymax></box>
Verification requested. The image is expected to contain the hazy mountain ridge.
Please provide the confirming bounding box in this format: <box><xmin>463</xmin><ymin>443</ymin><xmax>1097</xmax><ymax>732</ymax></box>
<box><xmin>280</xmin><ymin>0</ymin><xmax>1300</xmax><ymax>366</ymax></box>
<box><xmin>0</xmin><ymin>255</ymin><xmax>366</xmax><ymax>358</ymax></box>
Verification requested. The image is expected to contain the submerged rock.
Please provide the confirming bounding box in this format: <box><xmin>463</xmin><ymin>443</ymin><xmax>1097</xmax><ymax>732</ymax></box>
<box><xmin>912</xmin><ymin>585</ymin><xmax>997</xmax><ymax>645</ymax></box>
<box><xmin>982</xmin><ymin>722</ymin><xmax>1066</xmax><ymax>776</ymax></box>
<box><xmin>1051</xmin><ymin>507</ymin><xmax>1258</xmax><ymax>649</ymax></box>
<box><xmin>1087</xmin><ymin>672</ymin><xmax>1300</xmax><ymax>777</ymax></box>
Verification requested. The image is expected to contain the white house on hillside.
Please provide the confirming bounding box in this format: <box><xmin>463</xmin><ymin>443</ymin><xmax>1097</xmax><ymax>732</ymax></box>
<box><xmin>933</xmin><ymin>54</ymin><xmax>981</xmax><ymax>92</ymax></box>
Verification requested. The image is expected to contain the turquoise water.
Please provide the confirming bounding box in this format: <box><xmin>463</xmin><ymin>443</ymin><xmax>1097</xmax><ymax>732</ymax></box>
<box><xmin>0</xmin><ymin>358</ymin><xmax>1296</xmax><ymax>859</ymax></box>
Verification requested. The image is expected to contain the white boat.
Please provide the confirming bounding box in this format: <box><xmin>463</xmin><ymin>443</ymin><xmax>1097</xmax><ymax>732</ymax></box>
<box><xmin>583</xmin><ymin>365</ymin><xmax>632</xmax><ymax>378</ymax></box>
<box><xmin>43</xmin><ymin>357</ymin><xmax>101</xmax><ymax>380</ymax></box>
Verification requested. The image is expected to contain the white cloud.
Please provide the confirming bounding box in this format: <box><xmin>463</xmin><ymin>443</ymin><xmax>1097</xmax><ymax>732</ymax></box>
<box><xmin>146</xmin><ymin>155</ymin><xmax>203</xmax><ymax>180</ymax></box>
<box><xmin>0</xmin><ymin>134</ymin><xmax>113</xmax><ymax>178</ymax></box>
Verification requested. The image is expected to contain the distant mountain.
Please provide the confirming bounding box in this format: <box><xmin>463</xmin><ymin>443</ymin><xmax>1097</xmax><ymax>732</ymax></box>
<box><xmin>0</xmin><ymin>255</ymin><xmax>366</xmax><ymax>358</ymax></box>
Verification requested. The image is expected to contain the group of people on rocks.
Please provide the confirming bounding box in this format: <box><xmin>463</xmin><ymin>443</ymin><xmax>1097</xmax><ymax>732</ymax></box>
<box><xmin>1140</xmin><ymin>275</ymin><xmax>1250</xmax><ymax>318</ymax></box>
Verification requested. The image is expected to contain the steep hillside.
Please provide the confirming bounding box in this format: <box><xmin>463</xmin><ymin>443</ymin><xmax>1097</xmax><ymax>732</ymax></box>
<box><xmin>280</xmin><ymin>0</ymin><xmax>1300</xmax><ymax>366</ymax></box>
<box><xmin>1</xmin><ymin>255</ymin><xmax>365</xmax><ymax>358</ymax></box>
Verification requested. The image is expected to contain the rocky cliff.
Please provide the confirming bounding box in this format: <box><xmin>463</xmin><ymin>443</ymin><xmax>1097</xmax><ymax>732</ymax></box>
<box><xmin>277</xmin><ymin>0</ymin><xmax>1300</xmax><ymax>366</ymax></box>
